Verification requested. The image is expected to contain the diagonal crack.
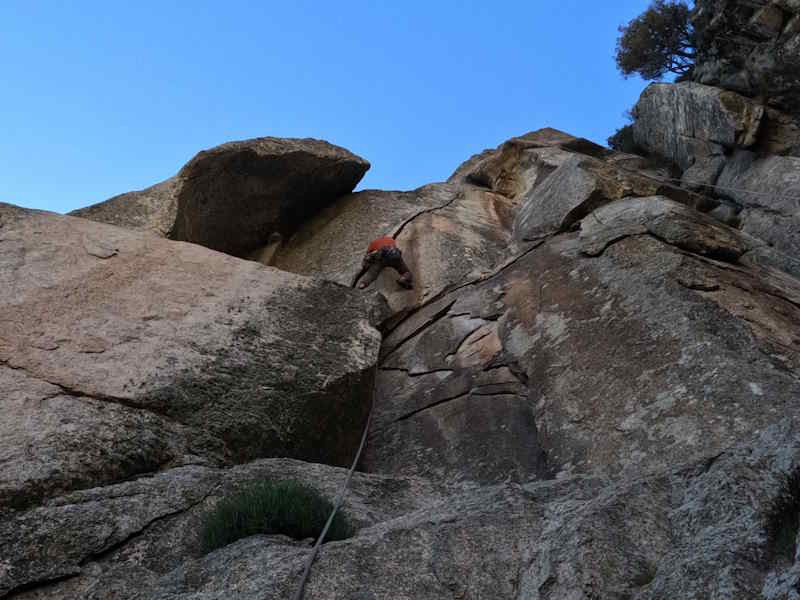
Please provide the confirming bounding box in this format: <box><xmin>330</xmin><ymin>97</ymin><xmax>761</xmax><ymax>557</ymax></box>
<box><xmin>0</xmin><ymin>359</ymin><xmax>175</xmax><ymax>424</ymax></box>
<box><xmin>383</xmin><ymin>238</ymin><xmax>547</xmax><ymax>344</ymax></box>
<box><xmin>380</xmin><ymin>298</ymin><xmax>457</xmax><ymax>361</ymax></box>
<box><xmin>79</xmin><ymin>478</ymin><xmax>223</xmax><ymax>568</ymax></box>
<box><xmin>4</xmin><ymin>477</ymin><xmax>223</xmax><ymax>598</ymax></box>
<box><xmin>391</xmin><ymin>189</ymin><xmax>465</xmax><ymax>240</ymax></box>
<box><xmin>443</xmin><ymin>321</ymin><xmax>489</xmax><ymax>362</ymax></box>
<box><xmin>379</xmin><ymin>367</ymin><xmax>455</xmax><ymax>378</ymax></box>
<box><xmin>388</xmin><ymin>390</ymin><xmax>472</xmax><ymax>425</ymax></box>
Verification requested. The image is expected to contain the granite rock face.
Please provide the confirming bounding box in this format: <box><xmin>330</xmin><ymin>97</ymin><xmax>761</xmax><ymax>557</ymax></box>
<box><xmin>5</xmin><ymin>127</ymin><xmax>800</xmax><ymax>599</ymax></box>
<box><xmin>630</xmin><ymin>78</ymin><xmax>800</xmax><ymax>273</ymax></box>
<box><xmin>716</xmin><ymin>150</ymin><xmax>800</xmax><ymax>260</ymax></box>
<box><xmin>0</xmin><ymin>203</ymin><xmax>381</xmax><ymax>520</ymax></box>
<box><xmin>693</xmin><ymin>0</ymin><xmax>800</xmax><ymax>113</ymax></box>
<box><xmin>70</xmin><ymin>137</ymin><xmax>370</xmax><ymax>257</ymax></box>
<box><xmin>273</xmin><ymin>183</ymin><xmax>516</xmax><ymax>314</ymax></box>
<box><xmin>633</xmin><ymin>82</ymin><xmax>765</xmax><ymax>171</ymax></box>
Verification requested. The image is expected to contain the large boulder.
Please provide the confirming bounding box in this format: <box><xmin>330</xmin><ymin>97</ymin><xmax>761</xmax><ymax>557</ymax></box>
<box><xmin>512</xmin><ymin>153</ymin><xmax>715</xmax><ymax>242</ymax></box>
<box><xmin>716</xmin><ymin>150</ymin><xmax>800</xmax><ymax>259</ymax></box>
<box><xmin>449</xmin><ymin>127</ymin><xmax>681</xmax><ymax>201</ymax></box>
<box><xmin>448</xmin><ymin>127</ymin><xmax>581</xmax><ymax>198</ymax></box>
<box><xmin>445</xmin><ymin>128</ymin><xmax>715</xmax><ymax>243</ymax></box>
<box><xmin>0</xmin><ymin>203</ymin><xmax>381</xmax><ymax>514</ymax></box>
<box><xmin>632</xmin><ymin>82</ymin><xmax>765</xmax><ymax>171</ymax></box>
<box><xmin>70</xmin><ymin>138</ymin><xmax>370</xmax><ymax>257</ymax></box>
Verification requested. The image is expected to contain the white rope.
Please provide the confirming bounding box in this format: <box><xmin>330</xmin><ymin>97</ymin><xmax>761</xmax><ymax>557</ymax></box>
<box><xmin>291</xmin><ymin>364</ymin><xmax>378</xmax><ymax>600</ymax></box>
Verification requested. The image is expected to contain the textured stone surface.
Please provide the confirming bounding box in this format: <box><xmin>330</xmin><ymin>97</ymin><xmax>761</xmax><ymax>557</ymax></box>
<box><xmin>365</xmin><ymin>210</ymin><xmax>800</xmax><ymax>488</ymax></box>
<box><xmin>273</xmin><ymin>183</ymin><xmax>516</xmax><ymax>313</ymax></box>
<box><xmin>513</xmin><ymin>152</ymin><xmax>716</xmax><ymax>242</ymax></box>
<box><xmin>632</xmin><ymin>82</ymin><xmax>765</xmax><ymax>170</ymax></box>
<box><xmin>11</xmin><ymin>426</ymin><xmax>800</xmax><ymax>599</ymax></box>
<box><xmin>0</xmin><ymin>203</ymin><xmax>381</xmax><ymax>514</ymax></box>
<box><xmin>70</xmin><ymin>137</ymin><xmax>369</xmax><ymax>257</ymax></box>
<box><xmin>6</xmin><ymin>125</ymin><xmax>800</xmax><ymax>600</ymax></box>
<box><xmin>448</xmin><ymin>128</ymin><xmax>580</xmax><ymax>199</ymax></box>
<box><xmin>2</xmin><ymin>459</ymin><xmax>447</xmax><ymax>598</ymax></box>
<box><xmin>693</xmin><ymin>0</ymin><xmax>800</xmax><ymax>113</ymax></box>
<box><xmin>716</xmin><ymin>150</ymin><xmax>800</xmax><ymax>259</ymax></box>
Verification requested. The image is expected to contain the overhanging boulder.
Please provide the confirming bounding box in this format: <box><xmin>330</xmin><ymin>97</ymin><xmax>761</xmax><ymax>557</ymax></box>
<box><xmin>70</xmin><ymin>137</ymin><xmax>370</xmax><ymax>257</ymax></box>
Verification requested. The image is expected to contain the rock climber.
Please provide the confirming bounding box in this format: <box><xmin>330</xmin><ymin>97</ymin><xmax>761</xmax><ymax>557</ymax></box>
<box><xmin>352</xmin><ymin>236</ymin><xmax>414</xmax><ymax>290</ymax></box>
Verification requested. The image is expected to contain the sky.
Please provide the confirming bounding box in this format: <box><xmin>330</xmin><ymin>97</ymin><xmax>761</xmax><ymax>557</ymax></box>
<box><xmin>2</xmin><ymin>1</ymin><xmax>655</xmax><ymax>214</ymax></box>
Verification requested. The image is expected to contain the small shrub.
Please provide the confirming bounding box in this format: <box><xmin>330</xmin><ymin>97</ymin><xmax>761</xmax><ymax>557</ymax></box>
<box><xmin>607</xmin><ymin>124</ymin><xmax>642</xmax><ymax>154</ymax></box>
<box><xmin>615</xmin><ymin>0</ymin><xmax>695</xmax><ymax>81</ymax></box>
<box><xmin>199</xmin><ymin>480</ymin><xmax>354</xmax><ymax>553</ymax></box>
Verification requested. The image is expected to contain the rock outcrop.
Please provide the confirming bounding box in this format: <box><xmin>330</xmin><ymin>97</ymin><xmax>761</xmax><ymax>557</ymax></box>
<box><xmin>629</xmin><ymin>31</ymin><xmax>800</xmax><ymax>274</ymax></box>
<box><xmin>69</xmin><ymin>138</ymin><xmax>370</xmax><ymax>258</ymax></box>
<box><xmin>0</xmin><ymin>202</ymin><xmax>381</xmax><ymax>522</ymax></box>
<box><xmin>716</xmin><ymin>150</ymin><xmax>800</xmax><ymax>261</ymax></box>
<box><xmin>4</xmin><ymin>121</ymin><xmax>800</xmax><ymax>600</ymax></box>
<box><xmin>693</xmin><ymin>0</ymin><xmax>800</xmax><ymax>113</ymax></box>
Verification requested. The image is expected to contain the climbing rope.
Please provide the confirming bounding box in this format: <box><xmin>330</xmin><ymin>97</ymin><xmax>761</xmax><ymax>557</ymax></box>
<box><xmin>291</xmin><ymin>363</ymin><xmax>379</xmax><ymax>600</ymax></box>
<box><xmin>291</xmin><ymin>152</ymin><xmax>799</xmax><ymax>599</ymax></box>
<box><xmin>612</xmin><ymin>161</ymin><xmax>800</xmax><ymax>205</ymax></box>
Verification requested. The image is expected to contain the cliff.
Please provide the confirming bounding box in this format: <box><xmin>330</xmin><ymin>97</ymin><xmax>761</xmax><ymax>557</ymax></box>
<box><xmin>2</xmin><ymin>19</ymin><xmax>800</xmax><ymax>597</ymax></box>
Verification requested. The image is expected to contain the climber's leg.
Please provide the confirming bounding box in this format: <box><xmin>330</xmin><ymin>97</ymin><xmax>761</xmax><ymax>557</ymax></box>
<box><xmin>386</xmin><ymin>248</ymin><xmax>413</xmax><ymax>289</ymax></box>
<box><xmin>357</xmin><ymin>261</ymin><xmax>383</xmax><ymax>289</ymax></box>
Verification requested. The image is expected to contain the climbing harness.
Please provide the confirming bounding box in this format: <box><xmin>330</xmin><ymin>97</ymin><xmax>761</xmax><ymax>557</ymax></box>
<box><xmin>291</xmin><ymin>363</ymin><xmax>379</xmax><ymax>600</ymax></box>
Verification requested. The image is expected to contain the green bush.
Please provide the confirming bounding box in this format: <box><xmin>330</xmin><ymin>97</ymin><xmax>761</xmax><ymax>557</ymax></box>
<box><xmin>607</xmin><ymin>124</ymin><xmax>642</xmax><ymax>154</ymax></box>
<box><xmin>199</xmin><ymin>479</ymin><xmax>354</xmax><ymax>553</ymax></box>
<box><xmin>615</xmin><ymin>0</ymin><xmax>695</xmax><ymax>81</ymax></box>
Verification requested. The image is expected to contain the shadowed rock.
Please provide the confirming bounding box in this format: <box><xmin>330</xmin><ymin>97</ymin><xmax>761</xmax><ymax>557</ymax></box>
<box><xmin>0</xmin><ymin>203</ymin><xmax>381</xmax><ymax>515</ymax></box>
<box><xmin>716</xmin><ymin>149</ymin><xmax>800</xmax><ymax>260</ymax></box>
<box><xmin>70</xmin><ymin>137</ymin><xmax>370</xmax><ymax>258</ymax></box>
<box><xmin>693</xmin><ymin>0</ymin><xmax>800</xmax><ymax>113</ymax></box>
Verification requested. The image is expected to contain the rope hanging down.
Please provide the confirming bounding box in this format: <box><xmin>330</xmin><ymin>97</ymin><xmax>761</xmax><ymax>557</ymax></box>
<box><xmin>291</xmin><ymin>363</ymin><xmax>379</xmax><ymax>600</ymax></box>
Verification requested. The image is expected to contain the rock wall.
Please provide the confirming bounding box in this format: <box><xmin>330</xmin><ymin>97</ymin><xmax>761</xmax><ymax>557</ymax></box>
<box><xmin>693</xmin><ymin>0</ymin><xmax>800</xmax><ymax>113</ymax></box>
<box><xmin>4</xmin><ymin>124</ymin><xmax>800</xmax><ymax>599</ymax></box>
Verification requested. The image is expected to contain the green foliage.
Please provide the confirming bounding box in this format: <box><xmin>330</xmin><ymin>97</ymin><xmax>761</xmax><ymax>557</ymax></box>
<box><xmin>615</xmin><ymin>0</ymin><xmax>695</xmax><ymax>80</ymax></box>
<box><xmin>607</xmin><ymin>123</ymin><xmax>642</xmax><ymax>154</ymax></box>
<box><xmin>199</xmin><ymin>480</ymin><xmax>354</xmax><ymax>553</ymax></box>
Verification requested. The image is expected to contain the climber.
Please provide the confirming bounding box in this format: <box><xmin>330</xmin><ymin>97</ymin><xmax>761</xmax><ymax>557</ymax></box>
<box><xmin>352</xmin><ymin>236</ymin><xmax>414</xmax><ymax>290</ymax></box>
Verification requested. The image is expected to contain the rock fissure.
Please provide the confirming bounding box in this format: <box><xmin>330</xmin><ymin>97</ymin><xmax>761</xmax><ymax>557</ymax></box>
<box><xmin>380</xmin><ymin>299</ymin><xmax>458</xmax><ymax>360</ymax></box>
<box><xmin>390</xmin><ymin>189</ymin><xmax>465</xmax><ymax>240</ymax></box>
<box><xmin>378</xmin><ymin>367</ymin><xmax>456</xmax><ymax>378</ymax></box>
<box><xmin>79</xmin><ymin>480</ymin><xmax>223</xmax><ymax>569</ymax></box>
<box><xmin>383</xmin><ymin>238</ymin><xmax>547</xmax><ymax>344</ymax></box>
<box><xmin>385</xmin><ymin>390</ymin><xmax>473</xmax><ymax>425</ymax></box>
<box><xmin>0</xmin><ymin>359</ymin><xmax>170</xmax><ymax>418</ymax></box>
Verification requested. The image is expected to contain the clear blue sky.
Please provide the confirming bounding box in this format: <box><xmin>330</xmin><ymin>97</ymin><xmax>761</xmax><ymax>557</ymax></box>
<box><xmin>2</xmin><ymin>1</ymin><xmax>654</xmax><ymax>214</ymax></box>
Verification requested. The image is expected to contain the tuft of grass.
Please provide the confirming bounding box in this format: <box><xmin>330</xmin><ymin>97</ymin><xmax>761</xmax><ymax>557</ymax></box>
<box><xmin>764</xmin><ymin>470</ymin><xmax>800</xmax><ymax>566</ymax></box>
<box><xmin>199</xmin><ymin>479</ymin><xmax>354</xmax><ymax>554</ymax></box>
